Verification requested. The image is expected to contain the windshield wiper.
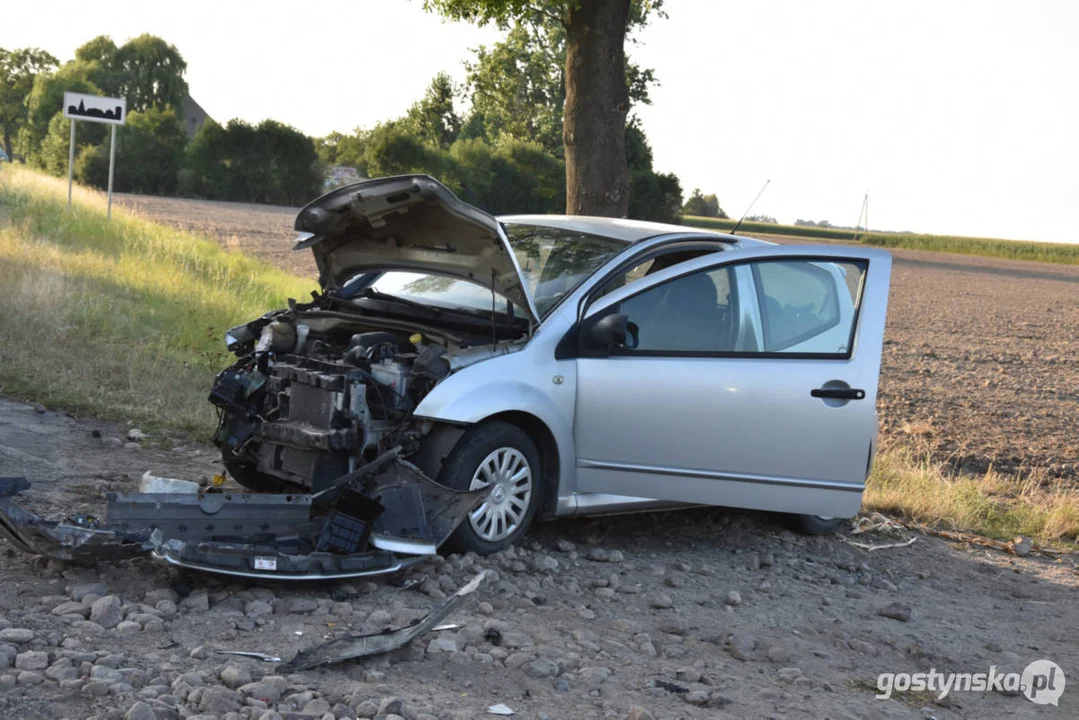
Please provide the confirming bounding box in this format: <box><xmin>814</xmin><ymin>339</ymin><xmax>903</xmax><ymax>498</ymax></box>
<box><xmin>355</xmin><ymin>288</ymin><xmax>442</xmax><ymax>317</ymax></box>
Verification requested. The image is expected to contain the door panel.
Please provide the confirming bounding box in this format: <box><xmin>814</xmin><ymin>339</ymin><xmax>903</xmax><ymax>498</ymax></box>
<box><xmin>571</xmin><ymin>246</ymin><xmax>892</xmax><ymax>518</ymax></box>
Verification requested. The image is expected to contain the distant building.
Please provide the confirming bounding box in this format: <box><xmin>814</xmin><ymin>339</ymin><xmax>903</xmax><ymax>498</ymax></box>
<box><xmin>324</xmin><ymin>165</ymin><xmax>362</xmax><ymax>190</ymax></box>
<box><xmin>181</xmin><ymin>96</ymin><xmax>211</xmax><ymax>140</ymax></box>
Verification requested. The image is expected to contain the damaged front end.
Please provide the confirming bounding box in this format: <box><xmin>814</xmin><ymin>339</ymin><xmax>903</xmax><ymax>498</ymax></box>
<box><xmin>0</xmin><ymin>176</ymin><xmax>535</xmax><ymax>580</ymax></box>
<box><xmin>0</xmin><ymin>448</ymin><xmax>485</xmax><ymax>580</ymax></box>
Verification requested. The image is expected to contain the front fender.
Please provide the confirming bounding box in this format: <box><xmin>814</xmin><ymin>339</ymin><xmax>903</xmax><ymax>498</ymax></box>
<box><xmin>413</xmin><ymin>351</ymin><xmax>578</xmax><ymax>498</ymax></box>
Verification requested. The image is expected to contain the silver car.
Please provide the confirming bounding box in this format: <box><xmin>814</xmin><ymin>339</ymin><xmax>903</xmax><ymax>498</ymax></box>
<box><xmin>211</xmin><ymin>174</ymin><xmax>892</xmax><ymax>556</ymax></box>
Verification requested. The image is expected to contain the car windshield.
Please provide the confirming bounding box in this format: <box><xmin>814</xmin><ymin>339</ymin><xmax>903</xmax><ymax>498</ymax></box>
<box><xmin>358</xmin><ymin>223</ymin><xmax>625</xmax><ymax>319</ymax></box>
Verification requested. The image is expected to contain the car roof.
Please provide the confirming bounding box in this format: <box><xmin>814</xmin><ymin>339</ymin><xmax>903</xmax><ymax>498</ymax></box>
<box><xmin>499</xmin><ymin>214</ymin><xmax>770</xmax><ymax>248</ymax></box>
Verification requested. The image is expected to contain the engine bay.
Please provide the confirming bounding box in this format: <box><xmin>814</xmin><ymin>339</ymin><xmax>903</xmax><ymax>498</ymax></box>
<box><xmin>208</xmin><ymin>293</ymin><xmax>525</xmax><ymax>495</ymax></box>
<box><xmin>211</xmin><ymin>317</ymin><xmax>454</xmax><ymax>492</ymax></box>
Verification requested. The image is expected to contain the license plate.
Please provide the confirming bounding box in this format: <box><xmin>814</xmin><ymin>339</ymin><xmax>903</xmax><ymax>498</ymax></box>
<box><xmin>253</xmin><ymin>557</ymin><xmax>277</xmax><ymax>571</ymax></box>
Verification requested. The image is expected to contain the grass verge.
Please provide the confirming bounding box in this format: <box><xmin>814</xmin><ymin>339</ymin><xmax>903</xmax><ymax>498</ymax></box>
<box><xmin>865</xmin><ymin>447</ymin><xmax>1079</xmax><ymax>549</ymax></box>
<box><xmin>682</xmin><ymin>216</ymin><xmax>1079</xmax><ymax>265</ymax></box>
<box><xmin>0</xmin><ymin>165</ymin><xmax>315</xmax><ymax>437</ymax></box>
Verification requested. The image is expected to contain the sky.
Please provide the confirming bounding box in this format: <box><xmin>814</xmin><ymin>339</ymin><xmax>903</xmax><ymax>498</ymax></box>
<box><xmin>3</xmin><ymin>1</ymin><xmax>1078</xmax><ymax>243</ymax></box>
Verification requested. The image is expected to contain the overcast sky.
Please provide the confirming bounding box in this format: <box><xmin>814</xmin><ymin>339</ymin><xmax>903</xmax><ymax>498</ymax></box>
<box><xmin>4</xmin><ymin>1</ymin><xmax>1077</xmax><ymax>243</ymax></box>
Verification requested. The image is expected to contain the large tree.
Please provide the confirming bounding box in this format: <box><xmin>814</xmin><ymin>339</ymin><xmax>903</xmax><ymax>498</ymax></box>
<box><xmin>112</xmin><ymin>34</ymin><xmax>189</xmax><ymax>114</ymax></box>
<box><xmin>424</xmin><ymin>0</ymin><xmax>665</xmax><ymax>217</ymax></box>
<box><xmin>402</xmin><ymin>72</ymin><xmax>462</xmax><ymax>149</ymax></box>
<box><xmin>0</xmin><ymin>47</ymin><xmax>59</xmax><ymax>159</ymax></box>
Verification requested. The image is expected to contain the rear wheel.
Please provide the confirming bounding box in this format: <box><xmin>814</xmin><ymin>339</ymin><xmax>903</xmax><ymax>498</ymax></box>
<box><xmin>786</xmin><ymin>514</ymin><xmax>848</xmax><ymax>535</ymax></box>
<box><xmin>438</xmin><ymin>421</ymin><xmax>542</xmax><ymax>555</ymax></box>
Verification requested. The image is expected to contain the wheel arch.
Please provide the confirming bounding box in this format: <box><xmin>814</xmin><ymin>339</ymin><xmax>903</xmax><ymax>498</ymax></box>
<box><xmin>417</xmin><ymin>411</ymin><xmax>562</xmax><ymax>519</ymax></box>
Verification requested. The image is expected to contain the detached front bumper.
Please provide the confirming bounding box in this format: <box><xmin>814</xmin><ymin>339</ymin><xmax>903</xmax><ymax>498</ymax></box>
<box><xmin>0</xmin><ymin>450</ymin><xmax>484</xmax><ymax>581</ymax></box>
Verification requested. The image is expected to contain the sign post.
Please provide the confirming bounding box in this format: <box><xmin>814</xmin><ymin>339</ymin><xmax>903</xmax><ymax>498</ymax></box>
<box><xmin>68</xmin><ymin>120</ymin><xmax>76</xmax><ymax>209</ymax></box>
<box><xmin>62</xmin><ymin>92</ymin><xmax>126</xmax><ymax>219</ymax></box>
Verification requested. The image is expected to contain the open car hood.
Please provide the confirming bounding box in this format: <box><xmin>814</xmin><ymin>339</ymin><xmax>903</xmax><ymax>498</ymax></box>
<box><xmin>295</xmin><ymin>175</ymin><xmax>538</xmax><ymax>320</ymax></box>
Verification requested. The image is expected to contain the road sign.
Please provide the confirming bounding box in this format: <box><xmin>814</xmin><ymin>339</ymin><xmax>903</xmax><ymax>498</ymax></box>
<box><xmin>63</xmin><ymin>92</ymin><xmax>126</xmax><ymax>219</ymax></box>
<box><xmin>63</xmin><ymin>92</ymin><xmax>126</xmax><ymax>125</ymax></box>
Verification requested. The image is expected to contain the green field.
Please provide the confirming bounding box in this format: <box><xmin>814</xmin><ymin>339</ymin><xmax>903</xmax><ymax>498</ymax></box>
<box><xmin>683</xmin><ymin>216</ymin><xmax>1079</xmax><ymax>265</ymax></box>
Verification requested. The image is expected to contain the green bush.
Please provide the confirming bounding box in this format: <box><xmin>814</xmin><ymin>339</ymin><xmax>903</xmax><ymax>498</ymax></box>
<box><xmin>73</xmin><ymin>143</ymin><xmax>109</xmax><ymax>188</ymax></box>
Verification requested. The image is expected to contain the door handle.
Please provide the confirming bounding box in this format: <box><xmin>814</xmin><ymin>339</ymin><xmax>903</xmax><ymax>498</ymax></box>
<box><xmin>811</xmin><ymin>387</ymin><xmax>865</xmax><ymax>400</ymax></box>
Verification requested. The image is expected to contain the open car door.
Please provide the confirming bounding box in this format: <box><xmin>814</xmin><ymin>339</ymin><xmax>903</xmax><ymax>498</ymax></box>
<box><xmin>571</xmin><ymin>245</ymin><xmax>892</xmax><ymax>518</ymax></box>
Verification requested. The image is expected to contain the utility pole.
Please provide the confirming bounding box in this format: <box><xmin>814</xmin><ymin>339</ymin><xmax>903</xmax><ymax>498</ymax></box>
<box><xmin>855</xmin><ymin>191</ymin><xmax>869</xmax><ymax>233</ymax></box>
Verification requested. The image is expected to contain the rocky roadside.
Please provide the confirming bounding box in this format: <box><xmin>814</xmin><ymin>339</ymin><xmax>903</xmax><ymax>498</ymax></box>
<box><xmin>1</xmin><ymin>511</ymin><xmax>1076</xmax><ymax>720</ymax></box>
<box><xmin>1</xmin><ymin>401</ymin><xmax>1076</xmax><ymax>719</ymax></box>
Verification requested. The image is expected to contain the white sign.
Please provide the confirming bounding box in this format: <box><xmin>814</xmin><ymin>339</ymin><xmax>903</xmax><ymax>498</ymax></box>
<box><xmin>63</xmin><ymin>92</ymin><xmax>126</xmax><ymax>126</ymax></box>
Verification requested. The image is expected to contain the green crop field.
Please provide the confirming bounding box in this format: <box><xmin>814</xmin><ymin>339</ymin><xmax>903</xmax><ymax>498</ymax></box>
<box><xmin>682</xmin><ymin>216</ymin><xmax>1079</xmax><ymax>265</ymax></box>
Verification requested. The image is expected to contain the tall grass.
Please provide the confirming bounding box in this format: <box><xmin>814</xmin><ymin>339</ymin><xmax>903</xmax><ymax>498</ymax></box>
<box><xmin>0</xmin><ymin>165</ymin><xmax>315</xmax><ymax>436</ymax></box>
<box><xmin>865</xmin><ymin>448</ymin><xmax>1079</xmax><ymax>548</ymax></box>
<box><xmin>682</xmin><ymin>215</ymin><xmax>1079</xmax><ymax>265</ymax></box>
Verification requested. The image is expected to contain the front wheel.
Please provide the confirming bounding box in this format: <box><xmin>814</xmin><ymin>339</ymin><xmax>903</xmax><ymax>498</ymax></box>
<box><xmin>438</xmin><ymin>421</ymin><xmax>542</xmax><ymax>555</ymax></box>
<box><xmin>786</xmin><ymin>514</ymin><xmax>848</xmax><ymax>535</ymax></box>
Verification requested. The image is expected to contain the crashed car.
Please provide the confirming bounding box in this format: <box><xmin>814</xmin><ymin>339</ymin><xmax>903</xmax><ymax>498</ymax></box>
<box><xmin>0</xmin><ymin>175</ymin><xmax>891</xmax><ymax>580</ymax></box>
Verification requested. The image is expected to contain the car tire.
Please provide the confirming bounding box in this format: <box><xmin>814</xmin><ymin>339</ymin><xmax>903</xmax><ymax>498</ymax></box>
<box><xmin>786</xmin><ymin>513</ymin><xmax>848</xmax><ymax>535</ymax></box>
<box><xmin>437</xmin><ymin>421</ymin><xmax>542</xmax><ymax>555</ymax></box>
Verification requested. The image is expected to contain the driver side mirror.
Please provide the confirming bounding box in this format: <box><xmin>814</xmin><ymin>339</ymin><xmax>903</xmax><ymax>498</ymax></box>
<box><xmin>581</xmin><ymin>313</ymin><xmax>632</xmax><ymax>356</ymax></box>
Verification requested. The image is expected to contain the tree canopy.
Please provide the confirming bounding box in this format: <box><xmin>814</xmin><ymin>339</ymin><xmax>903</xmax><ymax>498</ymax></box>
<box><xmin>0</xmin><ymin>48</ymin><xmax>59</xmax><ymax>159</ymax></box>
<box><xmin>683</xmin><ymin>189</ymin><xmax>727</xmax><ymax>218</ymax></box>
<box><xmin>424</xmin><ymin>0</ymin><xmax>667</xmax><ymax>216</ymax></box>
<box><xmin>5</xmin><ymin>33</ymin><xmax>321</xmax><ymax>207</ymax></box>
<box><xmin>5</xmin><ymin>24</ymin><xmax>714</xmax><ymax>224</ymax></box>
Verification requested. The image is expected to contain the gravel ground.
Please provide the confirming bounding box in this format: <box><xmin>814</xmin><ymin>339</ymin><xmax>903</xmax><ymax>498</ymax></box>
<box><xmin>111</xmin><ymin>194</ymin><xmax>1079</xmax><ymax>481</ymax></box>
<box><xmin>1</xmin><ymin>400</ymin><xmax>1077</xmax><ymax>720</ymax></box>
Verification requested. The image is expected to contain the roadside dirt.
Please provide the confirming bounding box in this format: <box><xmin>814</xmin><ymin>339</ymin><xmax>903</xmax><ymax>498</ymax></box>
<box><xmin>1</xmin><ymin>400</ymin><xmax>1076</xmax><ymax>719</ymax></box>
<box><xmin>111</xmin><ymin>195</ymin><xmax>1079</xmax><ymax>482</ymax></box>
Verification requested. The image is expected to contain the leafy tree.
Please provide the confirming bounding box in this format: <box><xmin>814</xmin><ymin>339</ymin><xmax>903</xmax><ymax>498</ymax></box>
<box><xmin>424</xmin><ymin>0</ymin><xmax>666</xmax><ymax>217</ymax></box>
<box><xmin>682</xmin><ymin>188</ymin><xmax>726</xmax><ymax>218</ymax></box>
<box><xmin>18</xmin><ymin>63</ymin><xmax>103</xmax><ymax>163</ymax></box>
<box><xmin>36</xmin><ymin>112</ymin><xmax>81</xmax><ymax>176</ymax></box>
<box><xmin>362</xmin><ymin>121</ymin><xmax>453</xmax><ymax>179</ymax></box>
<box><xmin>112</xmin><ymin>34</ymin><xmax>188</xmax><ymax>114</ymax></box>
<box><xmin>401</xmin><ymin>73</ymin><xmax>462</xmax><ymax>149</ymax></box>
<box><xmin>449</xmin><ymin>135</ymin><xmax>565</xmax><ymax>214</ymax></box>
<box><xmin>180</xmin><ymin>119</ymin><xmax>229</xmax><ymax>199</ymax></box>
<box><xmin>74</xmin><ymin>36</ymin><xmax>124</xmax><ymax>97</ymax></box>
<box><xmin>257</xmin><ymin>119</ymin><xmax>324</xmax><ymax>205</ymax></box>
<box><xmin>111</xmin><ymin>106</ymin><xmax>187</xmax><ymax>194</ymax></box>
<box><xmin>181</xmin><ymin>118</ymin><xmax>321</xmax><ymax>205</ymax></box>
<box><xmin>464</xmin><ymin>21</ymin><xmax>566</xmax><ymax>154</ymax></box>
<box><xmin>461</xmin><ymin>8</ymin><xmax>656</xmax><ymax>158</ymax></box>
<box><xmin>316</xmin><ymin>130</ymin><xmax>367</xmax><ymax>171</ymax></box>
<box><xmin>0</xmin><ymin>47</ymin><xmax>59</xmax><ymax>159</ymax></box>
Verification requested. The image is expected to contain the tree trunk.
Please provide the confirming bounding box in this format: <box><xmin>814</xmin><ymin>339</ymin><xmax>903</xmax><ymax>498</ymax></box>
<box><xmin>563</xmin><ymin>0</ymin><xmax>631</xmax><ymax>217</ymax></box>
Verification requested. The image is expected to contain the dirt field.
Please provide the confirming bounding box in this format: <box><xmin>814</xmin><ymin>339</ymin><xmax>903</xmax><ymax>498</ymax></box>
<box><xmin>1</xmin><ymin>400</ymin><xmax>1076</xmax><ymax>720</ymax></box>
<box><xmin>113</xmin><ymin>194</ymin><xmax>1079</xmax><ymax>482</ymax></box>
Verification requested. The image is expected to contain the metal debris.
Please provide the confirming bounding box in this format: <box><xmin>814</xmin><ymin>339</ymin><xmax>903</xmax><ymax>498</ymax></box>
<box><xmin>0</xmin><ymin>452</ymin><xmax>485</xmax><ymax>581</ymax></box>
<box><xmin>214</xmin><ymin>650</ymin><xmax>282</xmax><ymax>662</ymax></box>
<box><xmin>279</xmin><ymin>571</ymin><xmax>487</xmax><ymax>671</ymax></box>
